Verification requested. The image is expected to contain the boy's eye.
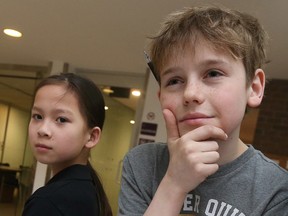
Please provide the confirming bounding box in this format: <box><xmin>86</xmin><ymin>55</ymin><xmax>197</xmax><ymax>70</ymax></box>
<box><xmin>166</xmin><ymin>77</ymin><xmax>183</xmax><ymax>86</ymax></box>
<box><xmin>205</xmin><ymin>70</ymin><xmax>223</xmax><ymax>78</ymax></box>
<box><xmin>32</xmin><ymin>114</ymin><xmax>42</xmax><ymax>120</ymax></box>
<box><xmin>56</xmin><ymin>117</ymin><xmax>68</xmax><ymax>123</ymax></box>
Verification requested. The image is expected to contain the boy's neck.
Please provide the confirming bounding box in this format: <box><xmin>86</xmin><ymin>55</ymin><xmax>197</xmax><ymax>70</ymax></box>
<box><xmin>217</xmin><ymin>138</ymin><xmax>248</xmax><ymax>165</ymax></box>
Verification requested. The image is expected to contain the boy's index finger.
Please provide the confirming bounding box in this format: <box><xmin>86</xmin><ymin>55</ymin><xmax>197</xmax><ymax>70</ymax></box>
<box><xmin>162</xmin><ymin>109</ymin><xmax>180</xmax><ymax>141</ymax></box>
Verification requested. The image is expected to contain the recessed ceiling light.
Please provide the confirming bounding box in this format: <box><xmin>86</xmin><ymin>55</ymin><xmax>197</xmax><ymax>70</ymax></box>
<box><xmin>3</xmin><ymin>28</ymin><xmax>22</xmax><ymax>38</ymax></box>
<box><xmin>130</xmin><ymin>120</ymin><xmax>135</xmax><ymax>124</ymax></box>
<box><xmin>102</xmin><ymin>87</ymin><xmax>114</xmax><ymax>94</ymax></box>
<box><xmin>131</xmin><ymin>90</ymin><xmax>141</xmax><ymax>97</ymax></box>
<box><xmin>104</xmin><ymin>106</ymin><xmax>109</xmax><ymax>110</ymax></box>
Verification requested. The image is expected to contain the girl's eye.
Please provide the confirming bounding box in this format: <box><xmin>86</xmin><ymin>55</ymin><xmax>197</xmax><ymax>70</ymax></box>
<box><xmin>205</xmin><ymin>70</ymin><xmax>223</xmax><ymax>78</ymax></box>
<box><xmin>56</xmin><ymin>117</ymin><xmax>68</xmax><ymax>123</ymax></box>
<box><xmin>32</xmin><ymin>114</ymin><xmax>42</xmax><ymax>120</ymax></box>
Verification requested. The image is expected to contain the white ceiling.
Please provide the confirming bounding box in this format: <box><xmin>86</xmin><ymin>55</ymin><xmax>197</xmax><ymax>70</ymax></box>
<box><xmin>0</xmin><ymin>0</ymin><xmax>287</xmax><ymax>110</ymax></box>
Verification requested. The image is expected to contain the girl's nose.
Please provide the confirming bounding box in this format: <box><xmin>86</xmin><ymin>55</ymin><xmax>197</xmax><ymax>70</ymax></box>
<box><xmin>37</xmin><ymin>122</ymin><xmax>51</xmax><ymax>137</ymax></box>
<box><xmin>183</xmin><ymin>82</ymin><xmax>205</xmax><ymax>105</ymax></box>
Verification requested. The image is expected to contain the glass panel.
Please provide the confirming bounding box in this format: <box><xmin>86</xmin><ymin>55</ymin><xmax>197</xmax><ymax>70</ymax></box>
<box><xmin>91</xmin><ymin>93</ymin><xmax>136</xmax><ymax>215</ymax></box>
<box><xmin>2</xmin><ymin>107</ymin><xmax>29</xmax><ymax>167</ymax></box>
<box><xmin>0</xmin><ymin>67</ymin><xmax>43</xmax><ymax>215</ymax></box>
<box><xmin>0</xmin><ymin>104</ymin><xmax>9</xmax><ymax>162</ymax></box>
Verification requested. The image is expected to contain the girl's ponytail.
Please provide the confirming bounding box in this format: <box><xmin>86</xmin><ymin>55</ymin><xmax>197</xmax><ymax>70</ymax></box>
<box><xmin>87</xmin><ymin>161</ymin><xmax>113</xmax><ymax>216</ymax></box>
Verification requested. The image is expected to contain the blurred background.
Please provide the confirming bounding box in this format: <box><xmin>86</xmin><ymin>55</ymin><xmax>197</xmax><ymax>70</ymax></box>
<box><xmin>0</xmin><ymin>1</ymin><xmax>287</xmax><ymax>215</ymax></box>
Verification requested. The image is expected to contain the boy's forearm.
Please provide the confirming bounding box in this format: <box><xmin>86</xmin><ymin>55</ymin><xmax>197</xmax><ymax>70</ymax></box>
<box><xmin>144</xmin><ymin>174</ymin><xmax>187</xmax><ymax>216</ymax></box>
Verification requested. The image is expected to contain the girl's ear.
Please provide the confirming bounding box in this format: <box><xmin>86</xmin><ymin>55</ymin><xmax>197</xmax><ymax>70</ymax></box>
<box><xmin>85</xmin><ymin>127</ymin><xmax>101</xmax><ymax>149</ymax></box>
<box><xmin>247</xmin><ymin>69</ymin><xmax>266</xmax><ymax>108</ymax></box>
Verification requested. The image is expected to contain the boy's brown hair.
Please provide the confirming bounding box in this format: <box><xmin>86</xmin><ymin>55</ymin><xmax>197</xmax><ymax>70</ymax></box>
<box><xmin>149</xmin><ymin>6</ymin><xmax>269</xmax><ymax>83</ymax></box>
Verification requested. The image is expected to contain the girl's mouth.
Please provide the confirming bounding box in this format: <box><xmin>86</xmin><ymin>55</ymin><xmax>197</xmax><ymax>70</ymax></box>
<box><xmin>35</xmin><ymin>144</ymin><xmax>52</xmax><ymax>151</ymax></box>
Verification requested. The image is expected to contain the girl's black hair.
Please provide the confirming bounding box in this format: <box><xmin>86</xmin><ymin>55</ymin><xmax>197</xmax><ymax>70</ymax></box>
<box><xmin>34</xmin><ymin>73</ymin><xmax>112</xmax><ymax>216</ymax></box>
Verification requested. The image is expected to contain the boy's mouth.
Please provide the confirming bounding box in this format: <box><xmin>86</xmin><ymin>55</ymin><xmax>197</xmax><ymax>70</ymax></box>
<box><xmin>179</xmin><ymin>112</ymin><xmax>214</xmax><ymax>127</ymax></box>
<box><xmin>179</xmin><ymin>112</ymin><xmax>212</xmax><ymax>122</ymax></box>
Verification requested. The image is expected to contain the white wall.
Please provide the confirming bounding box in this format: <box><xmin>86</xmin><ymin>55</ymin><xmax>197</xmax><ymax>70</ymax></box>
<box><xmin>135</xmin><ymin>71</ymin><xmax>166</xmax><ymax>144</ymax></box>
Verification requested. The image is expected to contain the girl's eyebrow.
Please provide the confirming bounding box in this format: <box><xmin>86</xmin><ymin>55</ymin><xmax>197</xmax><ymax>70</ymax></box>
<box><xmin>53</xmin><ymin>109</ymin><xmax>73</xmax><ymax>116</ymax></box>
<box><xmin>31</xmin><ymin>106</ymin><xmax>41</xmax><ymax>112</ymax></box>
<box><xmin>31</xmin><ymin>106</ymin><xmax>73</xmax><ymax>115</ymax></box>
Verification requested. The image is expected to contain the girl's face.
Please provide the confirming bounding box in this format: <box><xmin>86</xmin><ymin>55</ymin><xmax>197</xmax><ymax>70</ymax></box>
<box><xmin>29</xmin><ymin>84</ymin><xmax>92</xmax><ymax>174</ymax></box>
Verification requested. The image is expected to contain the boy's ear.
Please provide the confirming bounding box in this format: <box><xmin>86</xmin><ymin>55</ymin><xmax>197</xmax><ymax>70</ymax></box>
<box><xmin>247</xmin><ymin>69</ymin><xmax>265</xmax><ymax>108</ymax></box>
<box><xmin>85</xmin><ymin>127</ymin><xmax>101</xmax><ymax>149</ymax></box>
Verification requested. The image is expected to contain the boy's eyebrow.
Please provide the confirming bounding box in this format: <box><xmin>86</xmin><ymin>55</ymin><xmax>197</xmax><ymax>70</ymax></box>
<box><xmin>161</xmin><ymin>66</ymin><xmax>182</xmax><ymax>77</ymax></box>
<box><xmin>162</xmin><ymin>58</ymin><xmax>230</xmax><ymax>76</ymax></box>
<box><xmin>201</xmin><ymin>59</ymin><xmax>229</xmax><ymax>66</ymax></box>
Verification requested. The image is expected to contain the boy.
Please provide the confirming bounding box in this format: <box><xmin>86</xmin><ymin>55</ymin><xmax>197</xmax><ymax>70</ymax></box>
<box><xmin>119</xmin><ymin>6</ymin><xmax>288</xmax><ymax>216</ymax></box>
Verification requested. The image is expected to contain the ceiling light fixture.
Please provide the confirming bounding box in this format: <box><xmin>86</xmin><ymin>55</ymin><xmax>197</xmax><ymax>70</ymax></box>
<box><xmin>102</xmin><ymin>87</ymin><xmax>114</xmax><ymax>94</ymax></box>
<box><xmin>131</xmin><ymin>90</ymin><xmax>141</xmax><ymax>97</ymax></box>
<box><xmin>3</xmin><ymin>28</ymin><xmax>22</xmax><ymax>38</ymax></box>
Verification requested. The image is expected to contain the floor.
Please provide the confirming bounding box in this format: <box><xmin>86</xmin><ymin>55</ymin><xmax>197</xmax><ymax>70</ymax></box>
<box><xmin>0</xmin><ymin>187</ymin><xmax>25</xmax><ymax>216</ymax></box>
<box><xmin>0</xmin><ymin>202</ymin><xmax>16</xmax><ymax>216</ymax></box>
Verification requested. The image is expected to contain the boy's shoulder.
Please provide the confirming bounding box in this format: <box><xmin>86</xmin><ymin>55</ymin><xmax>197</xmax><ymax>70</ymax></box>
<box><xmin>253</xmin><ymin>148</ymin><xmax>288</xmax><ymax>176</ymax></box>
<box><xmin>237</xmin><ymin>145</ymin><xmax>288</xmax><ymax>186</ymax></box>
<box><xmin>126</xmin><ymin>142</ymin><xmax>168</xmax><ymax>161</ymax></box>
<box><xmin>211</xmin><ymin>145</ymin><xmax>288</xmax><ymax>182</ymax></box>
<box><xmin>124</xmin><ymin>143</ymin><xmax>169</xmax><ymax>176</ymax></box>
<box><xmin>129</xmin><ymin>142</ymin><xmax>167</xmax><ymax>153</ymax></box>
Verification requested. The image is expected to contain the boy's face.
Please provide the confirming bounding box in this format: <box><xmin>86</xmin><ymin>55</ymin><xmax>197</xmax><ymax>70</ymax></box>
<box><xmin>158</xmin><ymin>40</ymin><xmax>263</xmax><ymax>138</ymax></box>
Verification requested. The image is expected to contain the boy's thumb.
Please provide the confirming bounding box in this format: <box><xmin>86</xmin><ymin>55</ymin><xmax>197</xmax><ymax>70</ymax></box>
<box><xmin>162</xmin><ymin>109</ymin><xmax>180</xmax><ymax>141</ymax></box>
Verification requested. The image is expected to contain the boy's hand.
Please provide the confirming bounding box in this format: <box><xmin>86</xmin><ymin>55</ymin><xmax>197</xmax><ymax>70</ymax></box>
<box><xmin>162</xmin><ymin>109</ymin><xmax>227</xmax><ymax>195</ymax></box>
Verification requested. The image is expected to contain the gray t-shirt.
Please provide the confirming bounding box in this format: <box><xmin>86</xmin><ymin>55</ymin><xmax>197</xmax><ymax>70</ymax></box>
<box><xmin>119</xmin><ymin>143</ymin><xmax>288</xmax><ymax>216</ymax></box>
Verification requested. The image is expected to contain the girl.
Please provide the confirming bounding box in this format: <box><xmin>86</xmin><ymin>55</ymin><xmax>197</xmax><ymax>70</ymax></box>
<box><xmin>23</xmin><ymin>73</ymin><xmax>112</xmax><ymax>216</ymax></box>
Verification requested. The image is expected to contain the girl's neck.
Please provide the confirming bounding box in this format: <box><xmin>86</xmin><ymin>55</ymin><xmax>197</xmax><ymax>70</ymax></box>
<box><xmin>51</xmin><ymin>161</ymin><xmax>87</xmax><ymax>176</ymax></box>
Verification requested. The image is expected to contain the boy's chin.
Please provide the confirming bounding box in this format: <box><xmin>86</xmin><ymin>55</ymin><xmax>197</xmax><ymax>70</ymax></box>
<box><xmin>179</xmin><ymin>126</ymin><xmax>199</xmax><ymax>137</ymax></box>
<box><xmin>179</xmin><ymin>124</ymin><xmax>224</xmax><ymax>137</ymax></box>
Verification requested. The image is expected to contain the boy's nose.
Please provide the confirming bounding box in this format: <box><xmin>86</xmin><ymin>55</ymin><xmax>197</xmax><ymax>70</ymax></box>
<box><xmin>183</xmin><ymin>83</ymin><xmax>204</xmax><ymax>105</ymax></box>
